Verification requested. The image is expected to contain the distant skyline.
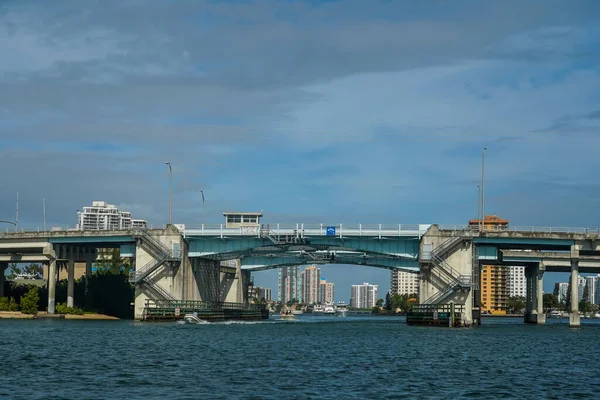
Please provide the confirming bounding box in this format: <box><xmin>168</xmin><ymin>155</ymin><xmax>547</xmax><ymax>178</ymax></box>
<box><xmin>2</xmin><ymin>0</ymin><xmax>600</xmax><ymax>295</ymax></box>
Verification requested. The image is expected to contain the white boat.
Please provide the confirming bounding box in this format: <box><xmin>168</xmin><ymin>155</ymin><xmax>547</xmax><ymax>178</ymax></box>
<box><xmin>323</xmin><ymin>305</ymin><xmax>335</xmax><ymax>315</ymax></box>
<box><xmin>335</xmin><ymin>307</ymin><xmax>348</xmax><ymax>317</ymax></box>
<box><xmin>14</xmin><ymin>273</ymin><xmax>36</xmax><ymax>280</ymax></box>
<box><xmin>183</xmin><ymin>313</ymin><xmax>204</xmax><ymax>324</ymax></box>
<box><xmin>292</xmin><ymin>310</ymin><xmax>303</xmax><ymax>315</ymax></box>
<box><xmin>312</xmin><ymin>305</ymin><xmax>325</xmax><ymax>314</ymax></box>
<box><xmin>280</xmin><ymin>309</ymin><xmax>296</xmax><ymax>320</ymax></box>
<box><xmin>548</xmin><ymin>310</ymin><xmax>561</xmax><ymax>319</ymax></box>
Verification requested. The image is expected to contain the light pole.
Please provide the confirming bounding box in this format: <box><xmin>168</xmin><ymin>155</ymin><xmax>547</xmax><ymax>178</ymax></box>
<box><xmin>477</xmin><ymin>184</ymin><xmax>481</xmax><ymax>225</ymax></box>
<box><xmin>480</xmin><ymin>147</ymin><xmax>487</xmax><ymax>232</ymax></box>
<box><xmin>200</xmin><ymin>189</ymin><xmax>205</xmax><ymax>226</ymax></box>
<box><xmin>166</xmin><ymin>162</ymin><xmax>172</xmax><ymax>225</ymax></box>
<box><xmin>43</xmin><ymin>198</ymin><xmax>46</xmax><ymax>231</ymax></box>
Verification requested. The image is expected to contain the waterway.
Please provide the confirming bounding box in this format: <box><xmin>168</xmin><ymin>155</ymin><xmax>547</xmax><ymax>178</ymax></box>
<box><xmin>2</xmin><ymin>316</ymin><xmax>600</xmax><ymax>399</ymax></box>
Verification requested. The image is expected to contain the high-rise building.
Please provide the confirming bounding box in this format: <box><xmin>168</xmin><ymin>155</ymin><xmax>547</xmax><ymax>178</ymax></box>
<box><xmin>77</xmin><ymin>201</ymin><xmax>147</xmax><ymax>230</ymax></box>
<box><xmin>318</xmin><ymin>280</ymin><xmax>335</xmax><ymax>304</ymax></box>
<box><xmin>481</xmin><ymin>265</ymin><xmax>509</xmax><ymax>314</ymax></box>
<box><xmin>585</xmin><ymin>276</ymin><xmax>597</xmax><ymax>304</ymax></box>
<box><xmin>556</xmin><ymin>282</ymin><xmax>569</xmax><ymax>303</ymax></box>
<box><xmin>390</xmin><ymin>270</ymin><xmax>419</xmax><ymax>296</ymax></box>
<box><xmin>278</xmin><ymin>266</ymin><xmax>300</xmax><ymax>304</ymax></box>
<box><xmin>259</xmin><ymin>287</ymin><xmax>272</xmax><ymax>302</ymax></box>
<box><xmin>351</xmin><ymin>282</ymin><xmax>378</xmax><ymax>309</ymax></box>
<box><xmin>508</xmin><ymin>266</ymin><xmax>526</xmax><ymax>298</ymax></box>
<box><xmin>578</xmin><ymin>276</ymin><xmax>586</xmax><ymax>302</ymax></box>
<box><xmin>301</xmin><ymin>265</ymin><xmax>320</xmax><ymax>304</ymax></box>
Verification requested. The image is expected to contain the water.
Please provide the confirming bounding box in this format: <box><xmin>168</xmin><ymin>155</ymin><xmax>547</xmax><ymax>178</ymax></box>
<box><xmin>2</xmin><ymin>316</ymin><xmax>600</xmax><ymax>399</ymax></box>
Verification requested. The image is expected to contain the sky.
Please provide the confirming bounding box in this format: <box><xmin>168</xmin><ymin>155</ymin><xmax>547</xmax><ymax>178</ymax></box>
<box><xmin>1</xmin><ymin>0</ymin><xmax>599</xmax><ymax>300</ymax></box>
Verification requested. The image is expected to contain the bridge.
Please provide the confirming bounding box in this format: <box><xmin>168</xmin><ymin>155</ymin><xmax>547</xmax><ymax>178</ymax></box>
<box><xmin>1</xmin><ymin>220</ymin><xmax>599</xmax><ymax>326</ymax></box>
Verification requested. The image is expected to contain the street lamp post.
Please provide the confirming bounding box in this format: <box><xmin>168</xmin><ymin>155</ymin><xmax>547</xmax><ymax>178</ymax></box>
<box><xmin>477</xmin><ymin>184</ymin><xmax>481</xmax><ymax>225</ymax></box>
<box><xmin>200</xmin><ymin>189</ymin><xmax>205</xmax><ymax>226</ymax></box>
<box><xmin>480</xmin><ymin>147</ymin><xmax>487</xmax><ymax>232</ymax></box>
<box><xmin>165</xmin><ymin>162</ymin><xmax>172</xmax><ymax>225</ymax></box>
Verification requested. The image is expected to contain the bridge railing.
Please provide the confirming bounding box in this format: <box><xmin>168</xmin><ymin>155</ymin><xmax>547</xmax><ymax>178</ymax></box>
<box><xmin>184</xmin><ymin>223</ymin><xmax>430</xmax><ymax>237</ymax></box>
<box><xmin>438</xmin><ymin>225</ymin><xmax>600</xmax><ymax>235</ymax></box>
<box><xmin>1</xmin><ymin>224</ymin><xmax>167</xmax><ymax>234</ymax></box>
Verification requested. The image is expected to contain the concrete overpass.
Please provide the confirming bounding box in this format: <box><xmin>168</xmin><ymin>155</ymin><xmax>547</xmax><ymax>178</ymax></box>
<box><xmin>2</xmin><ymin>222</ymin><xmax>600</xmax><ymax>326</ymax></box>
<box><xmin>418</xmin><ymin>225</ymin><xmax>600</xmax><ymax>327</ymax></box>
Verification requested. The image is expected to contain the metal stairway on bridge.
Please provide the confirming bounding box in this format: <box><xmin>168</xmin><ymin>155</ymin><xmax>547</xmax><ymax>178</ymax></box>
<box><xmin>129</xmin><ymin>230</ymin><xmax>180</xmax><ymax>301</ymax></box>
<box><xmin>260</xmin><ymin>225</ymin><xmax>304</xmax><ymax>245</ymax></box>
<box><xmin>421</xmin><ymin>235</ymin><xmax>472</xmax><ymax>305</ymax></box>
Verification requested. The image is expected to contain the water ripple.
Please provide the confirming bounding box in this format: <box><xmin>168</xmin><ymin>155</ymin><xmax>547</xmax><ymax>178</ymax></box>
<box><xmin>1</xmin><ymin>317</ymin><xmax>600</xmax><ymax>399</ymax></box>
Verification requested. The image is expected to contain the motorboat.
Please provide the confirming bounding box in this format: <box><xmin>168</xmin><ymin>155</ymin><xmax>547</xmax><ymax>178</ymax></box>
<box><xmin>335</xmin><ymin>306</ymin><xmax>348</xmax><ymax>317</ymax></box>
<box><xmin>292</xmin><ymin>310</ymin><xmax>303</xmax><ymax>315</ymax></box>
<box><xmin>312</xmin><ymin>305</ymin><xmax>325</xmax><ymax>315</ymax></box>
<box><xmin>183</xmin><ymin>313</ymin><xmax>204</xmax><ymax>324</ymax></box>
<box><xmin>548</xmin><ymin>310</ymin><xmax>561</xmax><ymax>319</ymax></box>
<box><xmin>280</xmin><ymin>309</ymin><xmax>296</xmax><ymax>320</ymax></box>
<box><xmin>323</xmin><ymin>305</ymin><xmax>335</xmax><ymax>315</ymax></box>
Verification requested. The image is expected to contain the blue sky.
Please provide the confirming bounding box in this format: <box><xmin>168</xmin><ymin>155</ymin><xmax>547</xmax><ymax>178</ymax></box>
<box><xmin>1</xmin><ymin>0</ymin><xmax>600</xmax><ymax>300</ymax></box>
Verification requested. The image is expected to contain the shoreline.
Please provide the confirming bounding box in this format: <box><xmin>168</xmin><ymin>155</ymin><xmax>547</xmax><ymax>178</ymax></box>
<box><xmin>0</xmin><ymin>311</ymin><xmax>120</xmax><ymax>320</ymax></box>
<box><xmin>481</xmin><ymin>314</ymin><xmax>524</xmax><ymax>318</ymax></box>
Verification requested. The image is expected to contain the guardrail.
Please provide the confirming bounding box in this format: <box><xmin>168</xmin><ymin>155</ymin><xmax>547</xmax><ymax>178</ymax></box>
<box><xmin>184</xmin><ymin>223</ymin><xmax>431</xmax><ymax>238</ymax></box>
<box><xmin>439</xmin><ymin>225</ymin><xmax>600</xmax><ymax>235</ymax></box>
<box><xmin>3</xmin><ymin>223</ymin><xmax>599</xmax><ymax>236</ymax></box>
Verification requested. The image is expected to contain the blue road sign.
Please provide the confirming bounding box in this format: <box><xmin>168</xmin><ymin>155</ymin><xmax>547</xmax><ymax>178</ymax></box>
<box><xmin>326</xmin><ymin>226</ymin><xmax>336</xmax><ymax>236</ymax></box>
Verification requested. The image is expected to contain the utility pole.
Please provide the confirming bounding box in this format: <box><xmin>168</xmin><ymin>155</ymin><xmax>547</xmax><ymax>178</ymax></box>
<box><xmin>15</xmin><ymin>192</ymin><xmax>19</xmax><ymax>232</ymax></box>
<box><xmin>480</xmin><ymin>147</ymin><xmax>487</xmax><ymax>232</ymax></box>
<box><xmin>477</xmin><ymin>185</ymin><xmax>481</xmax><ymax>224</ymax></box>
<box><xmin>200</xmin><ymin>189</ymin><xmax>205</xmax><ymax>226</ymax></box>
<box><xmin>166</xmin><ymin>162</ymin><xmax>172</xmax><ymax>225</ymax></box>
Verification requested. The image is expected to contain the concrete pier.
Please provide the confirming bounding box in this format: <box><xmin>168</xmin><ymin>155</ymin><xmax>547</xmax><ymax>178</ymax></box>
<box><xmin>570</xmin><ymin>259</ymin><xmax>580</xmax><ymax>327</ymax></box>
<box><xmin>0</xmin><ymin>262</ymin><xmax>6</xmax><ymax>298</ymax></box>
<box><xmin>535</xmin><ymin>263</ymin><xmax>546</xmax><ymax>324</ymax></box>
<box><xmin>67</xmin><ymin>259</ymin><xmax>75</xmax><ymax>308</ymax></box>
<box><xmin>48</xmin><ymin>259</ymin><xmax>57</xmax><ymax>314</ymax></box>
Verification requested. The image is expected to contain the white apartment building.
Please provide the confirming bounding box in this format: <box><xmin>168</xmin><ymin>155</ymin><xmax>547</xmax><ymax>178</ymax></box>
<box><xmin>278</xmin><ymin>266</ymin><xmax>301</xmax><ymax>303</ymax></box>
<box><xmin>390</xmin><ymin>270</ymin><xmax>419</xmax><ymax>296</ymax></box>
<box><xmin>318</xmin><ymin>280</ymin><xmax>335</xmax><ymax>304</ymax></box>
<box><xmin>557</xmin><ymin>282</ymin><xmax>569</xmax><ymax>303</ymax></box>
<box><xmin>585</xmin><ymin>276</ymin><xmax>597</xmax><ymax>305</ymax></box>
<box><xmin>301</xmin><ymin>265</ymin><xmax>321</xmax><ymax>304</ymax></box>
<box><xmin>508</xmin><ymin>266</ymin><xmax>526</xmax><ymax>298</ymax></box>
<box><xmin>351</xmin><ymin>282</ymin><xmax>378</xmax><ymax>309</ymax></box>
<box><xmin>77</xmin><ymin>201</ymin><xmax>147</xmax><ymax>230</ymax></box>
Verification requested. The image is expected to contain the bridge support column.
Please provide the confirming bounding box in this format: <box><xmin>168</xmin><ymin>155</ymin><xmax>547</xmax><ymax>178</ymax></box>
<box><xmin>235</xmin><ymin>259</ymin><xmax>242</xmax><ymax>304</ymax></box>
<box><xmin>524</xmin><ymin>266</ymin><xmax>534</xmax><ymax>323</ymax></box>
<box><xmin>535</xmin><ymin>263</ymin><xmax>546</xmax><ymax>324</ymax></box>
<box><xmin>85</xmin><ymin>258</ymin><xmax>93</xmax><ymax>295</ymax></box>
<box><xmin>48</xmin><ymin>259</ymin><xmax>57</xmax><ymax>314</ymax></box>
<box><xmin>0</xmin><ymin>262</ymin><xmax>6</xmax><ymax>299</ymax></box>
<box><xmin>570</xmin><ymin>258</ymin><xmax>580</xmax><ymax>328</ymax></box>
<box><xmin>67</xmin><ymin>258</ymin><xmax>75</xmax><ymax>308</ymax></box>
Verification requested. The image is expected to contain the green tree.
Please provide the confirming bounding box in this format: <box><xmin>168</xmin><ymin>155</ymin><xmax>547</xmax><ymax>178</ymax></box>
<box><xmin>564</xmin><ymin>282</ymin><xmax>571</xmax><ymax>311</ymax></box>
<box><xmin>0</xmin><ymin>296</ymin><xmax>19</xmax><ymax>311</ymax></box>
<box><xmin>6</xmin><ymin>263</ymin><xmax>19</xmax><ymax>279</ymax></box>
<box><xmin>20</xmin><ymin>286</ymin><xmax>40</xmax><ymax>314</ymax></box>
<box><xmin>543</xmin><ymin>294</ymin><xmax>559</xmax><ymax>311</ymax></box>
<box><xmin>384</xmin><ymin>292</ymin><xmax>392</xmax><ymax>311</ymax></box>
<box><xmin>24</xmin><ymin>264</ymin><xmax>43</xmax><ymax>279</ymax></box>
<box><xmin>376</xmin><ymin>298</ymin><xmax>384</xmax><ymax>308</ymax></box>
<box><xmin>97</xmin><ymin>249</ymin><xmax>127</xmax><ymax>274</ymax></box>
<box><xmin>507</xmin><ymin>296</ymin><xmax>526</xmax><ymax>314</ymax></box>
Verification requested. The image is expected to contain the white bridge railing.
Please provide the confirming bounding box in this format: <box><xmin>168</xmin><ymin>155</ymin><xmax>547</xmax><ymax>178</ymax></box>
<box><xmin>439</xmin><ymin>225</ymin><xmax>600</xmax><ymax>235</ymax></box>
<box><xmin>184</xmin><ymin>224</ymin><xmax>431</xmax><ymax>238</ymax></box>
